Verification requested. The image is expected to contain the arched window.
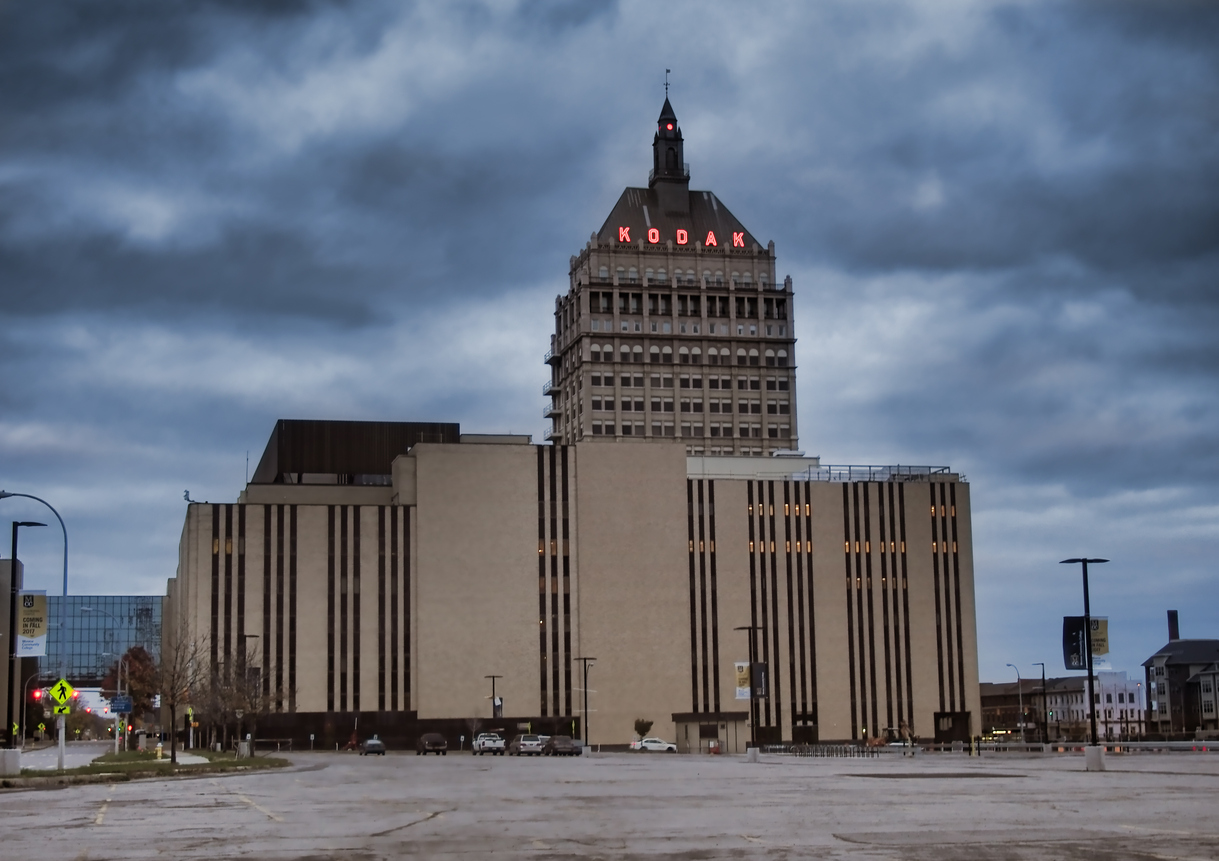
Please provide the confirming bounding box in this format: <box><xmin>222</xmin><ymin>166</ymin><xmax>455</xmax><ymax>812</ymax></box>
<box><xmin>759</xmin><ymin>273</ymin><xmax>768</xmax><ymax>288</ymax></box>
<box><xmin>678</xmin><ymin>347</ymin><xmax>690</xmax><ymax>364</ymax></box>
<box><xmin>645</xmin><ymin>268</ymin><xmax>654</xmax><ymax>282</ymax></box>
<box><xmin>731</xmin><ymin>272</ymin><xmax>739</xmax><ymax>286</ymax></box>
<box><xmin>691</xmin><ymin>347</ymin><xmax>702</xmax><ymax>364</ymax></box>
<box><xmin>765</xmin><ymin>349</ymin><xmax>776</xmax><ymax>367</ymax></box>
<box><xmin>749</xmin><ymin>348</ymin><xmax>760</xmax><ymax>366</ymax></box>
<box><xmin>650</xmin><ymin>346</ymin><xmax>661</xmax><ymax>363</ymax></box>
<box><xmin>657</xmin><ymin>268</ymin><xmax>667</xmax><ymax>282</ymax></box>
<box><xmin>662</xmin><ymin>346</ymin><xmax>673</xmax><ymax>364</ymax></box>
<box><xmin>715</xmin><ymin>271</ymin><xmax>724</xmax><ymax>286</ymax></box>
<box><xmin>628</xmin><ymin>267</ymin><xmax>638</xmax><ymax>283</ymax></box>
<box><xmin>743</xmin><ymin>272</ymin><xmax>752</xmax><ymax>285</ymax></box>
<box><xmin>619</xmin><ymin>345</ymin><xmax>630</xmax><ymax>362</ymax></box>
<box><xmin>599</xmin><ymin>266</ymin><xmax>608</xmax><ymax>280</ymax></box>
<box><xmin>706</xmin><ymin>347</ymin><xmax>718</xmax><ymax>365</ymax></box>
<box><xmin>737</xmin><ymin>349</ymin><xmax>747</xmax><ymax>366</ymax></box>
<box><xmin>777</xmin><ymin>349</ymin><xmax>788</xmax><ymax>367</ymax></box>
<box><xmin>632</xmin><ymin>345</ymin><xmax>644</xmax><ymax>362</ymax></box>
<box><xmin>666</xmin><ymin>147</ymin><xmax>677</xmax><ymax>170</ymax></box>
<box><xmin>702</xmin><ymin>271</ymin><xmax>711</xmax><ymax>284</ymax></box>
<box><xmin>591</xmin><ymin>345</ymin><xmax>601</xmax><ymax>362</ymax></box>
<box><xmin>686</xmin><ymin>269</ymin><xmax>695</xmax><ymax>285</ymax></box>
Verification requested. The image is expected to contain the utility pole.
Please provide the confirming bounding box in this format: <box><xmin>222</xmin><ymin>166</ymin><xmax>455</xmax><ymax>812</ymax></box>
<box><xmin>571</xmin><ymin>657</ymin><xmax>595</xmax><ymax>747</ymax></box>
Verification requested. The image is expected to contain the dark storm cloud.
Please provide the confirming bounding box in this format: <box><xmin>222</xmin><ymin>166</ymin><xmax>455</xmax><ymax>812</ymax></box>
<box><xmin>1</xmin><ymin>0</ymin><xmax>1217</xmax><ymax>678</ymax></box>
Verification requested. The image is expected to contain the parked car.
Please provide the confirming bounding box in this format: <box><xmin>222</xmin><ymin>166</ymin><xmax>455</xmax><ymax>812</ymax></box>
<box><xmin>630</xmin><ymin>737</ymin><xmax>677</xmax><ymax>752</ymax></box>
<box><xmin>507</xmin><ymin>734</ymin><xmax>544</xmax><ymax>756</ymax></box>
<box><xmin>473</xmin><ymin>733</ymin><xmax>506</xmax><ymax>755</ymax></box>
<box><xmin>416</xmin><ymin>732</ymin><xmax>448</xmax><ymax>755</ymax></box>
<box><xmin>360</xmin><ymin>736</ymin><xmax>386</xmax><ymax>756</ymax></box>
<box><xmin>542</xmin><ymin>735</ymin><xmax>579</xmax><ymax>756</ymax></box>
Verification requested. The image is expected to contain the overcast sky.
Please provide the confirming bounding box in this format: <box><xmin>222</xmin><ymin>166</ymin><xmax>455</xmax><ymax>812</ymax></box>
<box><xmin>2</xmin><ymin>0</ymin><xmax>1217</xmax><ymax>683</ymax></box>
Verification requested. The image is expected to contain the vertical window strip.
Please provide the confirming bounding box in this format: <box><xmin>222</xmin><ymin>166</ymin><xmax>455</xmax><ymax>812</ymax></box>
<box><xmin>686</xmin><ymin>479</ymin><xmax>699</xmax><ymax>712</ymax></box>
<box><xmin>561</xmin><ymin>446</ymin><xmax>573</xmax><ymax>718</ymax></box>
<box><xmin>262</xmin><ymin>506</ymin><xmax>272</xmax><ymax>701</ymax></box>
<box><xmin>804</xmin><ymin>482</ymin><xmax>818</xmax><ymax>732</ymax></box>
<box><xmin>275</xmin><ymin>505</ymin><xmax>285</xmax><ymax>709</ymax></box>
<box><xmin>759</xmin><ymin>481</ymin><xmax>773</xmax><ymax>728</ymax></box>
<box><xmin>327</xmin><ymin>505</ymin><xmax>335</xmax><ymax>712</ymax></box>
<box><xmin>939</xmin><ymin>484</ymin><xmax>955</xmax><ymax>712</ymax></box>
<box><xmin>852</xmin><ymin>484</ymin><xmax>867</xmax><ymax>739</ymax></box>
<box><xmin>340</xmin><ymin>506</ymin><xmax>349</xmax><ymax>712</ymax></box>
<box><xmin>698</xmin><ymin>481</ymin><xmax>711</xmax><ymax>712</ymax></box>
<box><xmin>898</xmin><ymin>484</ymin><xmax>913</xmax><ymax>729</ymax></box>
<box><xmin>842</xmin><ymin>483</ymin><xmax>858</xmax><ymax>740</ymax></box>
<box><xmin>210</xmin><ymin>505</ymin><xmax>220</xmax><ymax>673</ymax></box>
<box><xmin>878</xmin><ymin>485</ymin><xmax>894</xmax><ymax>733</ymax></box>
<box><xmin>390</xmin><ymin>506</ymin><xmax>399</xmax><ymax>711</ymax></box>
<box><xmin>929</xmin><ymin>484</ymin><xmax>946</xmax><ymax>713</ymax></box>
<box><xmin>378</xmin><ymin>505</ymin><xmax>386</xmax><ymax>712</ymax></box>
<box><xmin>236</xmin><ymin>505</ymin><xmax>246</xmax><ymax>676</ymax></box>
<box><xmin>783</xmin><ymin>482</ymin><xmax>798</xmax><ymax>735</ymax></box>
<box><xmin>289</xmin><ymin>505</ymin><xmax>297</xmax><ymax>713</ymax></box>
<box><xmin>537</xmin><ymin>446</ymin><xmax>548</xmax><ymax>717</ymax></box>
<box><xmin>950</xmin><ymin>483</ymin><xmax>967</xmax><ymax>711</ymax></box>
<box><xmin>747</xmin><ymin>481</ymin><xmax>761</xmax><ymax>736</ymax></box>
<box><xmin>863</xmin><ymin>485</ymin><xmax>879</xmax><ymax>737</ymax></box>
<box><xmin>403</xmin><ymin>506</ymin><xmax>411</xmax><ymax>711</ymax></box>
<box><xmin>887</xmin><ymin>484</ymin><xmax>903</xmax><ymax>729</ymax></box>
<box><xmin>548</xmin><ymin>445</ymin><xmax>560</xmax><ymax>716</ymax></box>
<box><xmin>793</xmin><ymin>482</ymin><xmax>808</xmax><ymax>721</ymax></box>
<box><xmin>708</xmin><ymin>480</ymin><xmax>721</xmax><ymax>713</ymax></box>
<box><xmin>224</xmin><ymin>504</ymin><xmax>233</xmax><ymax>681</ymax></box>
<box><xmin>353</xmin><ymin>505</ymin><xmax>361</xmax><ymax>712</ymax></box>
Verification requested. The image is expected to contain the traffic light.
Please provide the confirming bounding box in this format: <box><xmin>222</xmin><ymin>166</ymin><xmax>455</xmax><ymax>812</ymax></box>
<box><xmin>86</xmin><ymin>707</ymin><xmax>92</xmax><ymax>714</ymax></box>
<box><xmin>32</xmin><ymin>689</ymin><xmax>42</xmax><ymax>701</ymax></box>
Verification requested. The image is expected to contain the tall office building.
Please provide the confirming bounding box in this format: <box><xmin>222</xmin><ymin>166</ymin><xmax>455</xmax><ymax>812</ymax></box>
<box><xmin>547</xmin><ymin>99</ymin><xmax>797</xmax><ymax>455</ymax></box>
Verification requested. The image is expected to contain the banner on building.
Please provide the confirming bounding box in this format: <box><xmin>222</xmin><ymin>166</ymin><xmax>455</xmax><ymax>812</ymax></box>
<box><xmin>734</xmin><ymin>662</ymin><xmax>751</xmax><ymax>700</ymax></box>
<box><xmin>16</xmin><ymin>590</ymin><xmax>48</xmax><ymax>657</ymax></box>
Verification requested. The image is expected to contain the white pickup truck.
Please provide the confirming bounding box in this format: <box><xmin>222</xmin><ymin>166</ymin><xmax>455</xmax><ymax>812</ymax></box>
<box><xmin>473</xmin><ymin>733</ymin><xmax>506</xmax><ymax>755</ymax></box>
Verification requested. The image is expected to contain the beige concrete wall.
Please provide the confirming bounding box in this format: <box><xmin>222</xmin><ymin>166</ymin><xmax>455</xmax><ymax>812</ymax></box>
<box><xmin>572</xmin><ymin>440</ymin><xmax>691</xmax><ymax>745</ymax></box>
<box><xmin>411</xmin><ymin>443</ymin><xmax>540</xmax><ymax>722</ymax></box>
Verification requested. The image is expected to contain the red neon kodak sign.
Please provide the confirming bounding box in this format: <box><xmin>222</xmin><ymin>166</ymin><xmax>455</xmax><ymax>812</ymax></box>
<box><xmin>618</xmin><ymin>227</ymin><xmax>748</xmax><ymax>248</ymax></box>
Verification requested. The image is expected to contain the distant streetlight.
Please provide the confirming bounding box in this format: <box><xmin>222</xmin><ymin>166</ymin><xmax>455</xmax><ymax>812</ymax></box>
<box><xmin>1061</xmin><ymin>558</ymin><xmax>1108</xmax><ymax>747</ymax></box>
<box><xmin>1033</xmin><ymin>662</ymin><xmax>1048</xmax><ymax>744</ymax></box>
<box><xmin>571</xmin><ymin>657</ymin><xmax>595</xmax><ymax>747</ymax></box>
<box><xmin>1006</xmin><ymin>663</ymin><xmax>1024</xmax><ymax>744</ymax></box>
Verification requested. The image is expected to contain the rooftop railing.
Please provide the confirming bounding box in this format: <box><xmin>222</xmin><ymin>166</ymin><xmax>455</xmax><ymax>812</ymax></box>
<box><xmin>798</xmin><ymin>465</ymin><xmax>959</xmax><ymax>483</ymax></box>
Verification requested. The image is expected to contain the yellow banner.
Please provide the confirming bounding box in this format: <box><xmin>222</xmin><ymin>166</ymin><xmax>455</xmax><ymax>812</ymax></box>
<box><xmin>17</xmin><ymin>591</ymin><xmax>48</xmax><ymax>657</ymax></box>
<box><xmin>1089</xmin><ymin>617</ymin><xmax>1109</xmax><ymax>656</ymax></box>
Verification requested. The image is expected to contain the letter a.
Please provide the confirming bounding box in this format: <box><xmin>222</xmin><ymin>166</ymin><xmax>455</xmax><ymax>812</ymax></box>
<box><xmin>732</xmin><ymin>232</ymin><xmax>745</xmax><ymax>247</ymax></box>
<box><xmin>705</xmin><ymin>231</ymin><xmax>717</xmax><ymax>247</ymax></box>
<box><xmin>618</xmin><ymin>226</ymin><xmax>631</xmax><ymax>242</ymax></box>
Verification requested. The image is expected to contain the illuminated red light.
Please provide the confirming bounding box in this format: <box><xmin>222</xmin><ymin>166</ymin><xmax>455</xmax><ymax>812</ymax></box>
<box><xmin>705</xmin><ymin>231</ymin><xmax>717</xmax><ymax>247</ymax></box>
<box><xmin>618</xmin><ymin>226</ymin><xmax>631</xmax><ymax>242</ymax></box>
<box><xmin>33</xmin><ymin>690</ymin><xmax>42</xmax><ymax>700</ymax></box>
<box><xmin>732</xmin><ymin>232</ymin><xmax>745</xmax><ymax>247</ymax></box>
<box><xmin>676</xmin><ymin>229</ymin><xmax>688</xmax><ymax>245</ymax></box>
<box><xmin>666</xmin><ymin>123</ymin><xmax>673</xmax><ymax>130</ymax></box>
<box><xmin>647</xmin><ymin>228</ymin><xmax>659</xmax><ymax>243</ymax></box>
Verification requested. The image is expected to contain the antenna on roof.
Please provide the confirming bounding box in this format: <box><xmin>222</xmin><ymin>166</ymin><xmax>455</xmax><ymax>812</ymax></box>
<box><xmin>665</xmin><ymin>69</ymin><xmax>670</xmax><ymax>96</ymax></box>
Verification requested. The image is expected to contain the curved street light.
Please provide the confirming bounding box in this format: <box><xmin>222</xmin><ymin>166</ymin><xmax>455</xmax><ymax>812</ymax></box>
<box><xmin>1006</xmin><ymin>663</ymin><xmax>1024</xmax><ymax>744</ymax></box>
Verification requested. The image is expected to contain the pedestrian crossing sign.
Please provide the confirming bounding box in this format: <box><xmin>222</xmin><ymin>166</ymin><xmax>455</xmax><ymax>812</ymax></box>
<box><xmin>50</xmin><ymin>678</ymin><xmax>75</xmax><ymax>705</ymax></box>
<box><xmin>54</xmin><ymin>705</ymin><xmax>71</xmax><ymax>715</ymax></box>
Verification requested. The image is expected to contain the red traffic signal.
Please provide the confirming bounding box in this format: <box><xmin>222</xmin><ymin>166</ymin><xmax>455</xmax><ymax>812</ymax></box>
<box><xmin>85</xmin><ymin>707</ymin><xmax>92</xmax><ymax>714</ymax></box>
<box><xmin>32</xmin><ymin>689</ymin><xmax>42</xmax><ymax>700</ymax></box>
<box><xmin>71</xmin><ymin>690</ymin><xmax>80</xmax><ymax>699</ymax></box>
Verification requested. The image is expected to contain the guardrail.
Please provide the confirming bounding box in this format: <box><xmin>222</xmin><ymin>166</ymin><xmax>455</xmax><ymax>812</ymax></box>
<box><xmin>763</xmin><ymin>743</ymin><xmax>883</xmax><ymax>758</ymax></box>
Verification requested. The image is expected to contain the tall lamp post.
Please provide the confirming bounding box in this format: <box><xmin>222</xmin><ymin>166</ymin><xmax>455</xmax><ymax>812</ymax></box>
<box><xmin>8</xmin><ymin>520</ymin><xmax>46</xmax><ymax>750</ymax></box>
<box><xmin>1</xmin><ymin>490</ymin><xmax>70</xmax><ymax>772</ymax></box>
<box><xmin>734</xmin><ymin>625</ymin><xmax>763</xmax><ymax>749</ymax></box>
<box><xmin>571</xmin><ymin>657</ymin><xmax>595</xmax><ymax>747</ymax></box>
<box><xmin>1006</xmin><ymin>663</ymin><xmax>1024</xmax><ymax>744</ymax></box>
<box><xmin>1060</xmin><ymin>558</ymin><xmax>1108</xmax><ymax>748</ymax></box>
<box><xmin>1033</xmin><ymin>662</ymin><xmax>1048</xmax><ymax>744</ymax></box>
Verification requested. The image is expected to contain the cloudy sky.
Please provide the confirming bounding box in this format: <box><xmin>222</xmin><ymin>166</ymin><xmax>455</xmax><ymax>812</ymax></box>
<box><xmin>2</xmin><ymin>0</ymin><xmax>1217</xmax><ymax>683</ymax></box>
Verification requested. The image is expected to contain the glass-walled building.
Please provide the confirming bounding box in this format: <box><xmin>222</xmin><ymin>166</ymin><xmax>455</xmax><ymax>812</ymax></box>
<box><xmin>44</xmin><ymin>596</ymin><xmax>162</xmax><ymax>686</ymax></box>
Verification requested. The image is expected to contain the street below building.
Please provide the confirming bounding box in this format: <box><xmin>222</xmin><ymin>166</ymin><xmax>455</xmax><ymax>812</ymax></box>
<box><xmin>3</xmin><ymin>749</ymin><xmax>1218</xmax><ymax>859</ymax></box>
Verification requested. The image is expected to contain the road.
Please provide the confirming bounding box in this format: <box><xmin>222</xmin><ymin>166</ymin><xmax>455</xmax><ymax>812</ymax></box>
<box><xmin>19</xmin><ymin>740</ymin><xmax>110</xmax><ymax>771</ymax></box>
<box><xmin>3</xmin><ymin>749</ymin><xmax>1218</xmax><ymax>859</ymax></box>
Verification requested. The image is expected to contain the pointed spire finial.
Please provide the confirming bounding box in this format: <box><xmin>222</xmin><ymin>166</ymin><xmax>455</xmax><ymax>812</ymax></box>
<box><xmin>665</xmin><ymin>68</ymin><xmax>670</xmax><ymax>97</ymax></box>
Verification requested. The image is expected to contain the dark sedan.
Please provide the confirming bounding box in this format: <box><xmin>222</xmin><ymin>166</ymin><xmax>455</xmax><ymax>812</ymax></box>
<box><xmin>360</xmin><ymin>736</ymin><xmax>386</xmax><ymax>756</ymax></box>
<box><xmin>415</xmin><ymin>732</ymin><xmax>448</xmax><ymax>755</ymax></box>
<box><xmin>542</xmin><ymin>735</ymin><xmax>579</xmax><ymax>756</ymax></box>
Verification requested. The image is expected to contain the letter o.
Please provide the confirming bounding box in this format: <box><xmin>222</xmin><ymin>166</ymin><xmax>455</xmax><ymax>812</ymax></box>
<box><xmin>647</xmin><ymin>228</ymin><xmax>660</xmax><ymax>244</ymax></box>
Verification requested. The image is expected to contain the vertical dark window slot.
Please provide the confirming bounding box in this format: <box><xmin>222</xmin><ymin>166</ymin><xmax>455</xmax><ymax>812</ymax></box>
<box><xmin>390</xmin><ymin>506</ymin><xmax>399</xmax><ymax>711</ymax></box>
<box><xmin>747</xmin><ymin>482</ymin><xmax>760</xmax><ymax>736</ymax></box>
<box><xmin>863</xmin><ymin>485</ymin><xmax>879</xmax><ymax>737</ymax></box>
<box><xmin>548</xmin><ymin>445</ymin><xmax>559</xmax><ymax>715</ymax></box>
<box><xmin>842</xmin><ymin>483</ymin><xmax>858</xmax><ymax>740</ymax></box>
<box><xmin>852</xmin><ymin>484</ymin><xmax>867</xmax><ymax>738</ymax></box>
<box><xmin>950</xmin><ymin>484</ymin><xmax>966</xmax><ymax>710</ymax></box>
<box><xmin>898</xmin><ymin>486</ymin><xmax>913</xmax><ymax>728</ymax></box>
<box><xmin>237</xmin><ymin>506</ymin><xmax>246</xmax><ymax>678</ymax></box>
<box><xmin>289</xmin><ymin>505</ymin><xmax>297</xmax><ymax>713</ymax></box>
<box><xmin>340</xmin><ymin>506</ymin><xmax>349</xmax><ymax>712</ymax></box>
<box><xmin>353</xmin><ymin>505</ymin><xmax>361</xmax><ymax>713</ymax></box>
<box><xmin>223</xmin><ymin>504</ymin><xmax>233</xmax><ymax>681</ymax></box>
<box><xmin>686</xmin><ymin>480</ymin><xmax>699</xmax><ymax>712</ymax></box>
<box><xmin>537</xmin><ymin>446</ymin><xmax>548</xmax><ymax>717</ymax></box>
<box><xmin>783</xmin><ymin>482</ymin><xmax>798</xmax><ymax>734</ymax></box>
<box><xmin>262</xmin><ymin>506</ymin><xmax>272</xmax><ymax>701</ymax></box>
<box><xmin>877</xmin><ymin>486</ymin><xmax>893</xmax><ymax>732</ymax></box>
<box><xmin>697</xmin><ymin>481</ymin><xmax>711</xmax><ymax>712</ymax></box>
<box><xmin>561</xmin><ymin>446</ymin><xmax>573</xmax><ymax>718</ymax></box>
<box><xmin>887</xmin><ymin>485</ymin><xmax>903</xmax><ymax>727</ymax></box>
<box><xmin>403</xmin><ymin>506</ymin><xmax>411</xmax><ymax>710</ymax></box>
<box><xmin>327</xmin><ymin>506</ymin><xmax>335</xmax><ymax>712</ymax></box>
<box><xmin>793</xmin><ymin>482</ymin><xmax>808</xmax><ymax>720</ymax></box>
<box><xmin>929</xmin><ymin>485</ymin><xmax>946</xmax><ymax>713</ymax></box>
<box><xmin>804</xmin><ymin>484</ymin><xmax>818</xmax><ymax>730</ymax></box>
<box><xmin>758</xmin><ymin>482</ymin><xmax>772</xmax><ymax>727</ymax></box>
<box><xmin>708</xmin><ymin>481</ymin><xmax>721</xmax><ymax>713</ymax></box>
<box><xmin>939</xmin><ymin>485</ymin><xmax>954</xmax><ymax>712</ymax></box>
<box><xmin>378</xmin><ymin>506</ymin><xmax>386</xmax><ymax>712</ymax></box>
<box><xmin>210</xmin><ymin>506</ymin><xmax>220</xmax><ymax>673</ymax></box>
<box><xmin>275</xmin><ymin>506</ymin><xmax>285</xmax><ymax>709</ymax></box>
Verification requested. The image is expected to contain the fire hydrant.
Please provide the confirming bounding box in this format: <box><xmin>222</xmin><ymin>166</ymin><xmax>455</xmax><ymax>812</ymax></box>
<box><xmin>155</xmin><ymin>742</ymin><xmax>163</xmax><ymax>760</ymax></box>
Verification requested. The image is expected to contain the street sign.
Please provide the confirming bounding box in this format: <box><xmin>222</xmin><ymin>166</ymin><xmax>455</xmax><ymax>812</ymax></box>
<box><xmin>49</xmin><ymin>678</ymin><xmax>75</xmax><ymax>705</ymax></box>
<box><xmin>112</xmin><ymin>696</ymin><xmax>133</xmax><ymax>713</ymax></box>
<box><xmin>54</xmin><ymin>705</ymin><xmax>71</xmax><ymax>715</ymax></box>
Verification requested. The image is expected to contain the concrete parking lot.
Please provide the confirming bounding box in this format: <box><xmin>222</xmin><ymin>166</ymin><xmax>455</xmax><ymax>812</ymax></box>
<box><xmin>4</xmin><ymin>748</ymin><xmax>1218</xmax><ymax>859</ymax></box>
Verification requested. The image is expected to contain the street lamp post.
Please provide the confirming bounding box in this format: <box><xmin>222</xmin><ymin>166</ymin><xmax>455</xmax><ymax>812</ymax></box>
<box><xmin>1033</xmin><ymin>662</ymin><xmax>1048</xmax><ymax>744</ymax></box>
<box><xmin>1006</xmin><ymin>663</ymin><xmax>1024</xmax><ymax>744</ymax></box>
<box><xmin>571</xmin><ymin>657</ymin><xmax>595</xmax><ymax>747</ymax></box>
<box><xmin>8</xmin><ymin>520</ymin><xmax>46</xmax><ymax>750</ymax></box>
<box><xmin>1</xmin><ymin>490</ymin><xmax>70</xmax><ymax>771</ymax></box>
<box><xmin>734</xmin><ymin>625</ymin><xmax>763</xmax><ymax>750</ymax></box>
<box><xmin>1060</xmin><ymin>558</ymin><xmax>1108</xmax><ymax>748</ymax></box>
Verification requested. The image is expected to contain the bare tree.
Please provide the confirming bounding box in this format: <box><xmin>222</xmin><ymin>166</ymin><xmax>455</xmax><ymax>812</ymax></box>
<box><xmin>157</xmin><ymin>626</ymin><xmax>206</xmax><ymax>765</ymax></box>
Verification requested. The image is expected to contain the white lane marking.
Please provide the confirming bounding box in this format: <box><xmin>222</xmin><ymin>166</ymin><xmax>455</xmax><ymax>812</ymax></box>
<box><xmin>93</xmin><ymin>797</ymin><xmax>111</xmax><ymax>826</ymax></box>
<box><xmin>238</xmin><ymin>793</ymin><xmax>283</xmax><ymax>822</ymax></box>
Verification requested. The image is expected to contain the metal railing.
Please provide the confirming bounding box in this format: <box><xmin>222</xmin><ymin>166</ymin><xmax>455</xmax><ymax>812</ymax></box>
<box><xmin>799</xmin><ymin>465</ymin><xmax>958</xmax><ymax>483</ymax></box>
<box><xmin>763</xmin><ymin>743</ymin><xmax>882</xmax><ymax>758</ymax></box>
<box><xmin>542</xmin><ymin>381</ymin><xmax>553</xmax><ymax>396</ymax></box>
<box><xmin>648</xmin><ymin>163</ymin><xmax>690</xmax><ymax>183</ymax></box>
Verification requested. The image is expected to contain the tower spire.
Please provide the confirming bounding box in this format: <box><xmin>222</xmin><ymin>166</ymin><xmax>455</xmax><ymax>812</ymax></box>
<box><xmin>651</xmin><ymin>94</ymin><xmax>688</xmax><ymax>211</ymax></box>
